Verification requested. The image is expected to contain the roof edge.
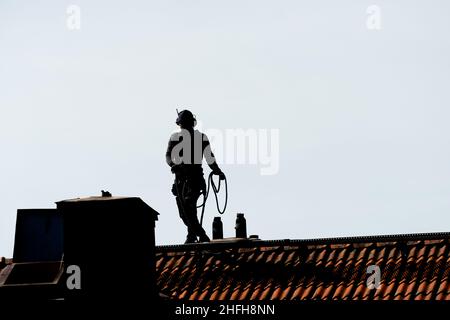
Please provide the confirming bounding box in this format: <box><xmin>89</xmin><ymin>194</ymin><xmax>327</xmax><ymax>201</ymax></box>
<box><xmin>156</xmin><ymin>231</ymin><xmax>450</xmax><ymax>253</ymax></box>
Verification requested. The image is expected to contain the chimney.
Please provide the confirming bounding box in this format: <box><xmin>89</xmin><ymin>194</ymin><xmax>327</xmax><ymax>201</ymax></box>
<box><xmin>212</xmin><ymin>217</ymin><xmax>223</xmax><ymax>240</ymax></box>
<box><xmin>0</xmin><ymin>209</ymin><xmax>64</xmax><ymax>300</ymax></box>
<box><xmin>56</xmin><ymin>194</ymin><xmax>159</xmax><ymax>302</ymax></box>
<box><xmin>235</xmin><ymin>213</ymin><xmax>247</xmax><ymax>238</ymax></box>
<box><xmin>0</xmin><ymin>194</ymin><xmax>160</xmax><ymax>303</ymax></box>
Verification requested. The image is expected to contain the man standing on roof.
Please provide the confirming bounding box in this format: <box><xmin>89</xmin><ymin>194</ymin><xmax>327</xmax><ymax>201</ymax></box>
<box><xmin>166</xmin><ymin>109</ymin><xmax>225</xmax><ymax>244</ymax></box>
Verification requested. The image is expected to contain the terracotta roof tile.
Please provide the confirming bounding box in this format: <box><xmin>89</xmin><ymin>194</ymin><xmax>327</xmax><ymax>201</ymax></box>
<box><xmin>156</xmin><ymin>232</ymin><xmax>450</xmax><ymax>300</ymax></box>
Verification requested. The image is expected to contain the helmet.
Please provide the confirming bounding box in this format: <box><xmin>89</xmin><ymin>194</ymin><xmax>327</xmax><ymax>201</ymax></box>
<box><xmin>176</xmin><ymin>109</ymin><xmax>196</xmax><ymax>127</ymax></box>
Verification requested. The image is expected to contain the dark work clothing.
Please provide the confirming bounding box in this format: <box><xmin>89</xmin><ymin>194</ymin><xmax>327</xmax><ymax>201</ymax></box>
<box><xmin>166</xmin><ymin>128</ymin><xmax>221</xmax><ymax>243</ymax></box>
<box><xmin>165</xmin><ymin>129</ymin><xmax>221</xmax><ymax>173</ymax></box>
<box><xmin>172</xmin><ymin>174</ymin><xmax>207</xmax><ymax>242</ymax></box>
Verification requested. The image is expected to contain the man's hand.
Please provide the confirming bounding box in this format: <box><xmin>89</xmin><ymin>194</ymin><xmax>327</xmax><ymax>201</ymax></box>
<box><xmin>213</xmin><ymin>169</ymin><xmax>226</xmax><ymax>180</ymax></box>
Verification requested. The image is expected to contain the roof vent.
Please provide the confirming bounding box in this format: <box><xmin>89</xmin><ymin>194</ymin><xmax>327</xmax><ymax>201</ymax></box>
<box><xmin>212</xmin><ymin>217</ymin><xmax>223</xmax><ymax>240</ymax></box>
<box><xmin>235</xmin><ymin>213</ymin><xmax>247</xmax><ymax>239</ymax></box>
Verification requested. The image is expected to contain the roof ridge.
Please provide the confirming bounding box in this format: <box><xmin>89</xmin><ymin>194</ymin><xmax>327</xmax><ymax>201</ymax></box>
<box><xmin>156</xmin><ymin>231</ymin><xmax>450</xmax><ymax>252</ymax></box>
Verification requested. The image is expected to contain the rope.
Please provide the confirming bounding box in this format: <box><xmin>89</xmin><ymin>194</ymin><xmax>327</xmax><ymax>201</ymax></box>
<box><xmin>174</xmin><ymin>171</ymin><xmax>228</xmax><ymax>227</ymax></box>
<box><xmin>199</xmin><ymin>172</ymin><xmax>228</xmax><ymax>226</ymax></box>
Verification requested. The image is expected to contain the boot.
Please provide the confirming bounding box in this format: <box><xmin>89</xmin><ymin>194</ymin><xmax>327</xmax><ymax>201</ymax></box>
<box><xmin>185</xmin><ymin>234</ymin><xmax>198</xmax><ymax>244</ymax></box>
<box><xmin>199</xmin><ymin>234</ymin><xmax>210</xmax><ymax>243</ymax></box>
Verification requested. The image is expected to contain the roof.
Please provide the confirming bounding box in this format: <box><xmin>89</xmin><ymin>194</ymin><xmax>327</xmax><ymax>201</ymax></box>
<box><xmin>155</xmin><ymin>232</ymin><xmax>450</xmax><ymax>300</ymax></box>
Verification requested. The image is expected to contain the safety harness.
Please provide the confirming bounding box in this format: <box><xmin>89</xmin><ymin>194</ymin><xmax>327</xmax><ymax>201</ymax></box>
<box><xmin>175</xmin><ymin>171</ymin><xmax>228</xmax><ymax>227</ymax></box>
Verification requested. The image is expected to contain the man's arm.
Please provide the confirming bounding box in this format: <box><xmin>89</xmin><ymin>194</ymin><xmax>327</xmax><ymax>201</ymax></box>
<box><xmin>203</xmin><ymin>134</ymin><xmax>225</xmax><ymax>178</ymax></box>
<box><xmin>166</xmin><ymin>138</ymin><xmax>176</xmax><ymax>168</ymax></box>
<box><xmin>167</xmin><ymin>133</ymin><xmax>187</xmax><ymax>174</ymax></box>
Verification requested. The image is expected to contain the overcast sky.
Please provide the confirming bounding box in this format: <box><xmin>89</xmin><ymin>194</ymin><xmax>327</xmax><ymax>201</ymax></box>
<box><xmin>1</xmin><ymin>0</ymin><xmax>450</xmax><ymax>257</ymax></box>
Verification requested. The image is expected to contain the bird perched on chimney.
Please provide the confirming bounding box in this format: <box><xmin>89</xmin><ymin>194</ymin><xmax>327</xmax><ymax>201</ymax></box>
<box><xmin>101</xmin><ymin>190</ymin><xmax>112</xmax><ymax>197</ymax></box>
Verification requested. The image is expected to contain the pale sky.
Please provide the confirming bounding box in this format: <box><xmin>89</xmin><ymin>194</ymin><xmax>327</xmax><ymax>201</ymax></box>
<box><xmin>1</xmin><ymin>0</ymin><xmax>450</xmax><ymax>257</ymax></box>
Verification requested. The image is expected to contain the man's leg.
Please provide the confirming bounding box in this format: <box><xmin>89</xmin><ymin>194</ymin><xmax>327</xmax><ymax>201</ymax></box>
<box><xmin>183</xmin><ymin>193</ymin><xmax>210</xmax><ymax>243</ymax></box>
<box><xmin>175</xmin><ymin>196</ymin><xmax>198</xmax><ymax>243</ymax></box>
<box><xmin>173</xmin><ymin>179</ymin><xmax>198</xmax><ymax>243</ymax></box>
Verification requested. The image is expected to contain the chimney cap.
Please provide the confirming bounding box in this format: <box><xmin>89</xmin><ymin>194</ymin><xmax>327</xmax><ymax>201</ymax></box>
<box><xmin>56</xmin><ymin>196</ymin><xmax>159</xmax><ymax>220</ymax></box>
<box><xmin>57</xmin><ymin>195</ymin><xmax>130</xmax><ymax>203</ymax></box>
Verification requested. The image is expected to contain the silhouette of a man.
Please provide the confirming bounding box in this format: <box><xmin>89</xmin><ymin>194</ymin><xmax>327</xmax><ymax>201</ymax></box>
<box><xmin>166</xmin><ymin>110</ymin><xmax>225</xmax><ymax>243</ymax></box>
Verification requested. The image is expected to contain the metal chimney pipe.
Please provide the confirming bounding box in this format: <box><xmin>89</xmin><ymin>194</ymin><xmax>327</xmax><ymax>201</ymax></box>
<box><xmin>212</xmin><ymin>217</ymin><xmax>223</xmax><ymax>239</ymax></box>
<box><xmin>235</xmin><ymin>213</ymin><xmax>247</xmax><ymax>238</ymax></box>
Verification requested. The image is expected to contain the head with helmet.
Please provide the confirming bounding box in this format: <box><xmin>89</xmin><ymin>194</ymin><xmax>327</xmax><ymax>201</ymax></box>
<box><xmin>176</xmin><ymin>109</ymin><xmax>197</xmax><ymax>128</ymax></box>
